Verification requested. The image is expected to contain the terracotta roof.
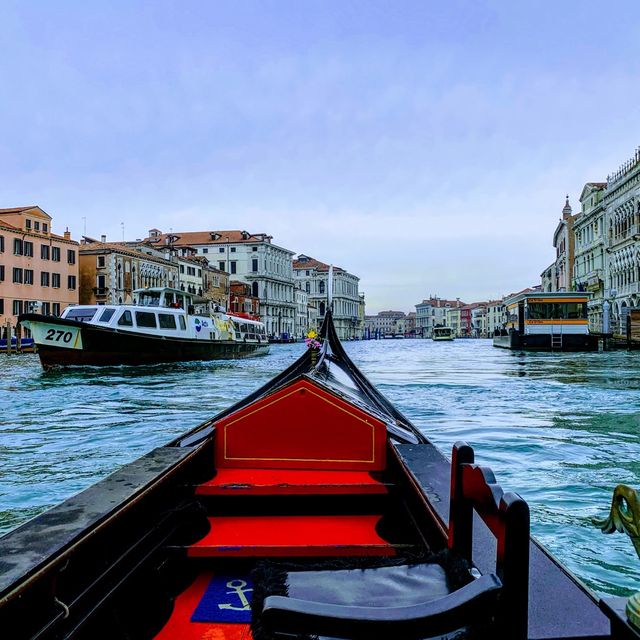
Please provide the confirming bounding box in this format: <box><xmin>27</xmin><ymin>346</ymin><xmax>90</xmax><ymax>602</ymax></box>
<box><xmin>418</xmin><ymin>298</ymin><xmax>465</xmax><ymax>307</ymax></box>
<box><xmin>80</xmin><ymin>242</ymin><xmax>175</xmax><ymax>266</ymax></box>
<box><xmin>0</xmin><ymin>218</ymin><xmax>77</xmax><ymax>243</ymax></box>
<box><xmin>504</xmin><ymin>286</ymin><xmax>541</xmax><ymax>298</ymax></box>
<box><xmin>0</xmin><ymin>218</ymin><xmax>19</xmax><ymax>230</ymax></box>
<box><xmin>0</xmin><ymin>205</ymin><xmax>52</xmax><ymax>219</ymax></box>
<box><xmin>182</xmin><ymin>255</ymin><xmax>205</xmax><ymax>264</ymax></box>
<box><xmin>293</xmin><ymin>255</ymin><xmax>345</xmax><ymax>273</ymax></box>
<box><xmin>205</xmin><ymin>264</ymin><xmax>227</xmax><ymax>275</ymax></box>
<box><xmin>145</xmin><ymin>229</ymin><xmax>273</xmax><ymax>246</ymax></box>
<box><xmin>50</xmin><ymin>232</ymin><xmax>79</xmax><ymax>245</ymax></box>
<box><xmin>0</xmin><ymin>206</ymin><xmax>39</xmax><ymax>214</ymax></box>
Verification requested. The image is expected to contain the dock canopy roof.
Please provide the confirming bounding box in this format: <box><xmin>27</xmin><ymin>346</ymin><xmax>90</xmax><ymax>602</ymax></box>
<box><xmin>503</xmin><ymin>291</ymin><xmax>591</xmax><ymax>306</ymax></box>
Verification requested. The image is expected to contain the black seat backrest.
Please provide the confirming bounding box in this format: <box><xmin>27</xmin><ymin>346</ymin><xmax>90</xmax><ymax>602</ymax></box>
<box><xmin>448</xmin><ymin>441</ymin><xmax>530</xmax><ymax>640</ymax></box>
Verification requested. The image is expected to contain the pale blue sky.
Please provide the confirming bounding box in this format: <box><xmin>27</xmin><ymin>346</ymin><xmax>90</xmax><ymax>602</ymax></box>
<box><xmin>2</xmin><ymin>1</ymin><xmax>640</xmax><ymax>312</ymax></box>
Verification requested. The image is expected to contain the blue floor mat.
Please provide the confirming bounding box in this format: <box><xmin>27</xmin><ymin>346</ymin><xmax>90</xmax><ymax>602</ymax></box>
<box><xmin>191</xmin><ymin>575</ymin><xmax>253</xmax><ymax>623</ymax></box>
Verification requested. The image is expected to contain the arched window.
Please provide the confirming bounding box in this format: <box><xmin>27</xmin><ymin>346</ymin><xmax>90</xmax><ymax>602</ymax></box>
<box><xmin>252</xmin><ymin>281</ymin><xmax>259</xmax><ymax>298</ymax></box>
<box><xmin>319</xmin><ymin>281</ymin><xmax>325</xmax><ymax>294</ymax></box>
<box><xmin>319</xmin><ymin>302</ymin><xmax>325</xmax><ymax>316</ymax></box>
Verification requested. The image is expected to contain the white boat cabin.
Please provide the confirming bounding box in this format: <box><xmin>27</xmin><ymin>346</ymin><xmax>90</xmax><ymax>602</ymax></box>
<box><xmin>60</xmin><ymin>287</ymin><xmax>267</xmax><ymax>343</ymax></box>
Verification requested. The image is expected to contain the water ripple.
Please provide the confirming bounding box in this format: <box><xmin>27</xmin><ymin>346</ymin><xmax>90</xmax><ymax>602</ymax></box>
<box><xmin>2</xmin><ymin>340</ymin><xmax>640</xmax><ymax>597</ymax></box>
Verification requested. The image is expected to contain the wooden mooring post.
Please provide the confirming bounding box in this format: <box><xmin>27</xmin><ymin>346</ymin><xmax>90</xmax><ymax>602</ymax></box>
<box><xmin>15</xmin><ymin>322</ymin><xmax>22</xmax><ymax>353</ymax></box>
<box><xmin>4</xmin><ymin>321</ymin><xmax>12</xmax><ymax>354</ymax></box>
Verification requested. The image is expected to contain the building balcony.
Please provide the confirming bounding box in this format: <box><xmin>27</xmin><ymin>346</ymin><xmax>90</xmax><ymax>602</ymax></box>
<box><xmin>609</xmin><ymin>226</ymin><xmax>640</xmax><ymax>247</ymax></box>
<box><xmin>614</xmin><ymin>282</ymin><xmax>640</xmax><ymax>296</ymax></box>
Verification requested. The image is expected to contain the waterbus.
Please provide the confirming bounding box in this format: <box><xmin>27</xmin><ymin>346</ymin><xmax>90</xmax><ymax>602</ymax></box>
<box><xmin>432</xmin><ymin>326</ymin><xmax>455</xmax><ymax>341</ymax></box>
<box><xmin>492</xmin><ymin>291</ymin><xmax>598</xmax><ymax>351</ymax></box>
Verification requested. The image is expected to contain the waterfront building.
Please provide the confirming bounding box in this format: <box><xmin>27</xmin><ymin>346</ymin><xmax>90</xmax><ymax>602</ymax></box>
<box><xmin>293</xmin><ymin>254</ymin><xmax>362</xmax><ymax>339</ymax></box>
<box><xmin>126</xmin><ymin>240</ymin><xmax>229</xmax><ymax>308</ymax></box>
<box><xmin>444</xmin><ymin>306</ymin><xmax>461</xmax><ymax>337</ymax></box>
<box><xmin>485</xmin><ymin>300</ymin><xmax>506</xmax><ymax>336</ymax></box>
<box><xmin>540</xmin><ymin>263</ymin><xmax>555</xmax><ymax>293</ymax></box>
<box><xmin>470</xmin><ymin>303</ymin><xmax>488</xmax><ymax>337</ymax></box>
<box><xmin>125</xmin><ymin>241</ymin><xmax>208</xmax><ymax>297</ymax></box>
<box><xmin>293</xmin><ymin>282</ymin><xmax>319</xmax><ymax>339</ymax></box>
<box><xmin>573</xmin><ymin>182</ymin><xmax>607</xmax><ymax>331</ymax></box>
<box><xmin>147</xmin><ymin>229</ymin><xmax>296</xmax><ymax>338</ymax></box>
<box><xmin>358</xmin><ymin>293</ymin><xmax>366</xmax><ymax>337</ymax></box>
<box><xmin>415</xmin><ymin>297</ymin><xmax>463</xmax><ymax>337</ymax></box>
<box><xmin>414</xmin><ymin>299</ymin><xmax>432</xmax><ymax>337</ymax></box>
<box><xmin>460</xmin><ymin>305</ymin><xmax>473</xmax><ymax>336</ymax></box>
<box><xmin>552</xmin><ymin>196</ymin><xmax>577</xmax><ymax>291</ymax></box>
<box><xmin>460</xmin><ymin>303</ymin><xmax>487</xmax><ymax>337</ymax></box>
<box><xmin>405</xmin><ymin>311</ymin><xmax>417</xmax><ymax>337</ymax></box>
<box><xmin>603</xmin><ymin>149</ymin><xmax>640</xmax><ymax>333</ymax></box>
<box><xmin>364</xmin><ymin>310</ymin><xmax>406</xmax><ymax>338</ymax></box>
<box><xmin>203</xmin><ymin>263</ymin><xmax>229</xmax><ymax>309</ymax></box>
<box><xmin>79</xmin><ymin>238</ymin><xmax>178</xmax><ymax>305</ymax></box>
<box><xmin>0</xmin><ymin>206</ymin><xmax>79</xmax><ymax>330</ymax></box>
<box><xmin>229</xmin><ymin>281</ymin><xmax>260</xmax><ymax>318</ymax></box>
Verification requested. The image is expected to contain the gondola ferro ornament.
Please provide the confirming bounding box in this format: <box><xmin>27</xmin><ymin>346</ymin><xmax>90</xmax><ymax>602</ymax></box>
<box><xmin>597</xmin><ymin>484</ymin><xmax>640</xmax><ymax>628</ymax></box>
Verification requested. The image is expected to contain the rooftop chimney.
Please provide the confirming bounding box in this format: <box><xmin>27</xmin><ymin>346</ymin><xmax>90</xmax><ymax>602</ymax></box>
<box><xmin>63</xmin><ymin>227</ymin><xmax>71</xmax><ymax>240</ymax></box>
<box><xmin>101</xmin><ymin>234</ymin><xmax>107</xmax><ymax>243</ymax></box>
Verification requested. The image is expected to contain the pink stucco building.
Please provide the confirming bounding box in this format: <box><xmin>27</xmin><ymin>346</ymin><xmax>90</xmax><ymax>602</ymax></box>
<box><xmin>0</xmin><ymin>206</ymin><xmax>79</xmax><ymax>331</ymax></box>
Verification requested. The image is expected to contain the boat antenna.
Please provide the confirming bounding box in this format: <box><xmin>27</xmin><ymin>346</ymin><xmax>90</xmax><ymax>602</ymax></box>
<box><xmin>328</xmin><ymin>265</ymin><xmax>333</xmax><ymax>313</ymax></box>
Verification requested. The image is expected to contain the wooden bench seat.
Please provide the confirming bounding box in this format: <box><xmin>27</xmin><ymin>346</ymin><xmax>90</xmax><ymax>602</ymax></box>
<box><xmin>187</xmin><ymin>514</ymin><xmax>397</xmax><ymax>558</ymax></box>
<box><xmin>195</xmin><ymin>468</ymin><xmax>390</xmax><ymax>496</ymax></box>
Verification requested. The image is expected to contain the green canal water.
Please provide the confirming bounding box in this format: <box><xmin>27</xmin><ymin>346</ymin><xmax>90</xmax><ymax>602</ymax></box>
<box><xmin>2</xmin><ymin>339</ymin><xmax>640</xmax><ymax>598</ymax></box>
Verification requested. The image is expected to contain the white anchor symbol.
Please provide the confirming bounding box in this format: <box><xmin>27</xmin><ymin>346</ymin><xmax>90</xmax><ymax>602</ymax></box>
<box><xmin>218</xmin><ymin>579</ymin><xmax>253</xmax><ymax>611</ymax></box>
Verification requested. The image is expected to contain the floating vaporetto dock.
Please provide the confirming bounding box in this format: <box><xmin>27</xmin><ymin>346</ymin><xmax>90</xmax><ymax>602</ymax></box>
<box><xmin>493</xmin><ymin>291</ymin><xmax>598</xmax><ymax>351</ymax></box>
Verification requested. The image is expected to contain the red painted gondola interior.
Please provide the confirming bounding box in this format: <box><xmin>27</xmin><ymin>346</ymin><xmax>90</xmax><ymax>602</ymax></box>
<box><xmin>214</xmin><ymin>377</ymin><xmax>387</xmax><ymax>471</ymax></box>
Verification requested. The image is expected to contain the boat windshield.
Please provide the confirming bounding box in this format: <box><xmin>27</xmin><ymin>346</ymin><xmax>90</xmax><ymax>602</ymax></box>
<box><xmin>434</xmin><ymin>327</ymin><xmax>452</xmax><ymax>336</ymax></box>
<box><xmin>137</xmin><ymin>291</ymin><xmax>162</xmax><ymax>307</ymax></box>
<box><xmin>136</xmin><ymin>290</ymin><xmax>186</xmax><ymax>308</ymax></box>
<box><xmin>64</xmin><ymin>308</ymin><xmax>98</xmax><ymax>322</ymax></box>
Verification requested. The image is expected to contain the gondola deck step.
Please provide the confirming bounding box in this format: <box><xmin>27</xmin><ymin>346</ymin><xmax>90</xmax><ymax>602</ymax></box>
<box><xmin>195</xmin><ymin>468</ymin><xmax>390</xmax><ymax>496</ymax></box>
<box><xmin>188</xmin><ymin>514</ymin><xmax>397</xmax><ymax>557</ymax></box>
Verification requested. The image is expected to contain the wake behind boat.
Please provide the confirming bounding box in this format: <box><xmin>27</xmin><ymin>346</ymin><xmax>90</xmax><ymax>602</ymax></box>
<box><xmin>0</xmin><ymin>308</ymin><xmax>634</xmax><ymax>639</ymax></box>
<box><xmin>19</xmin><ymin>286</ymin><xmax>269</xmax><ymax>369</ymax></box>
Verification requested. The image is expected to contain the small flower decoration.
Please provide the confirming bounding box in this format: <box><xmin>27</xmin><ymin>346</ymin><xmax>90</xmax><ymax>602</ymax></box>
<box><xmin>305</xmin><ymin>329</ymin><xmax>321</xmax><ymax>350</ymax></box>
